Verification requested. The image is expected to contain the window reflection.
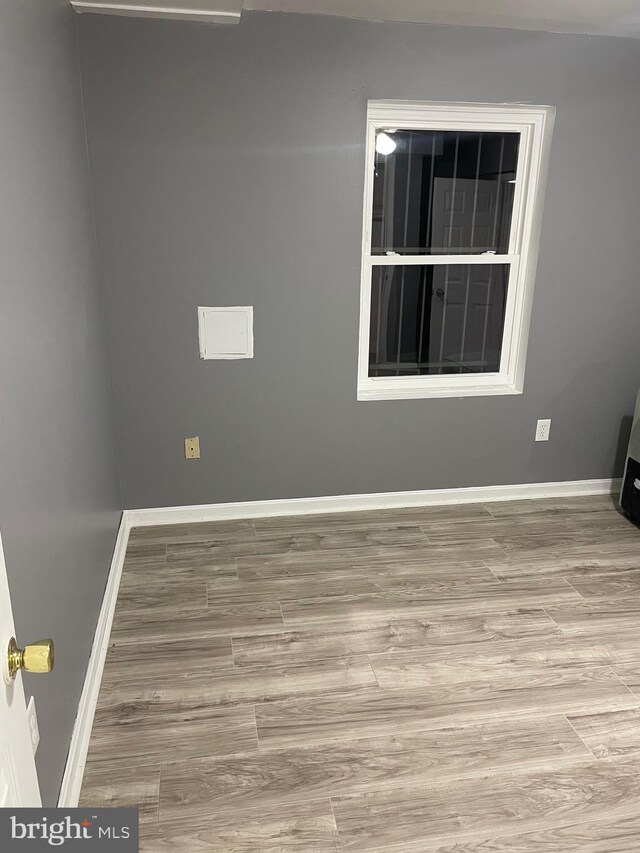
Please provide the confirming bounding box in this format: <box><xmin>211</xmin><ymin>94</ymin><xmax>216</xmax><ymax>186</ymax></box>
<box><xmin>371</xmin><ymin>131</ymin><xmax>520</xmax><ymax>255</ymax></box>
<box><xmin>369</xmin><ymin>264</ymin><xmax>509</xmax><ymax>376</ymax></box>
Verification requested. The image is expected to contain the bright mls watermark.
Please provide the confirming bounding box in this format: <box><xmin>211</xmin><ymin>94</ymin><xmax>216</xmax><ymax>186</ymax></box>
<box><xmin>0</xmin><ymin>809</ymin><xmax>138</xmax><ymax>850</ymax></box>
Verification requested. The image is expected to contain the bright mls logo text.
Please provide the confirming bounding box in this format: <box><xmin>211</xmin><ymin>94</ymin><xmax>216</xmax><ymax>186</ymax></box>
<box><xmin>10</xmin><ymin>815</ymin><xmax>132</xmax><ymax>846</ymax></box>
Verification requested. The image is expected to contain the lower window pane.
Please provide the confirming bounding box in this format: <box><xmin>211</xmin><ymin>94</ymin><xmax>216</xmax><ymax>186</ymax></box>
<box><xmin>368</xmin><ymin>264</ymin><xmax>509</xmax><ymax>377</ymax></box>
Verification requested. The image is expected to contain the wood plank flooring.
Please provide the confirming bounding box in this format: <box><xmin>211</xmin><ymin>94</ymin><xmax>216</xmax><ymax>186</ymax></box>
<box><xmin>79</xmin><ymin>494</ymin><xmax>640</xmax><ymax>852</ymax></box>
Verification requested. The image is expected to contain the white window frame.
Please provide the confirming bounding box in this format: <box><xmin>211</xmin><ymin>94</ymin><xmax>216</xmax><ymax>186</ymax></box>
<box><xmin>357</xmin><ymin>100</ymin><xmax>555</xmax><ymax>401</ymax></box>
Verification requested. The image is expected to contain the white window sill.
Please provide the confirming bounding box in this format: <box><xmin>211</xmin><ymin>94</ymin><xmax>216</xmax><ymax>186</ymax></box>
<box><xmin>357</xmin><ymin>379</ymin><xmax>523</xmax><ymax>401</ymax></box>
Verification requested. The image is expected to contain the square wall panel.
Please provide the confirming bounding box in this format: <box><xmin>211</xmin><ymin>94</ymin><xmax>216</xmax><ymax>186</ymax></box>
<box><xmin>198</xmin><ymin>306</ymin><xmax>254</xmax><ymax>359</ymax></box>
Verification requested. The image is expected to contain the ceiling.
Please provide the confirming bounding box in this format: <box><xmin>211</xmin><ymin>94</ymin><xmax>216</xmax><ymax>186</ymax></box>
<box><xmin>70</xmin><ymin>0</ymin><xmax>640</xmax><ymax>38</ymax></box>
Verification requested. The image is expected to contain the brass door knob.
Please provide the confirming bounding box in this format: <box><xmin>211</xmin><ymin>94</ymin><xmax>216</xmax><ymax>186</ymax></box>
<box><xmin>7</xmin><ymin>637</ymin><xmax>54</xmax><ymax>680</ymax></box>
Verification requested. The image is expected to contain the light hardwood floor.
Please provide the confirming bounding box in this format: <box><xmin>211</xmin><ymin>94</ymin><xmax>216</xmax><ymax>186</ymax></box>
<box><xmin>79</xmin><ymin>494</ymin><xmax>640</xmax><ymax>851</ymax></box>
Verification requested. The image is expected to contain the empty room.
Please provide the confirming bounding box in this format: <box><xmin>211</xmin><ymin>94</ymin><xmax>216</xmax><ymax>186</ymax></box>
<box><xmin>2</xmin><ymin>0</ymin><xmax>640</xmax><ymax>850</ymax></box>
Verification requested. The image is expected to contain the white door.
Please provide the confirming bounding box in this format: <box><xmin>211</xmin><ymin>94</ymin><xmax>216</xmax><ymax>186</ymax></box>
<box><xmin>0</xmin><ymin>530</ymin><xmax>41</xmax><ymax>806</ymax></box>
<box><xmin>429</xmin><ymin>178</ymin><xmax>509</xmax><ymax>371</ymax></box>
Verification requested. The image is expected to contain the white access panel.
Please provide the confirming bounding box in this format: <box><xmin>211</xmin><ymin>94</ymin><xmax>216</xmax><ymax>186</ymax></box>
<box><xmin>198</xmin><ymin>306</ymin><xmax>254</xmax><ymax>359</ymax></box>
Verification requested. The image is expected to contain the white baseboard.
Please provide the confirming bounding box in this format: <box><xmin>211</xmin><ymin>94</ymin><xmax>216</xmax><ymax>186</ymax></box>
<box><xmin>126</xmin><ymin>478</ymin><xmax>622</xmax><ymax>527</ymax></box>
<box><xmin>58</xmin><ymin>512</ymin><xmax>132</xmax><ymax>807</ymax></box>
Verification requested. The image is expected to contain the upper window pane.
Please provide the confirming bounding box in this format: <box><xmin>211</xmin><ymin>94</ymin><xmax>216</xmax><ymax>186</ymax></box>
<box><xmin>371</xmin><ymin>130</ymin><xmax>520</xmax><ymax>256</ymax></box>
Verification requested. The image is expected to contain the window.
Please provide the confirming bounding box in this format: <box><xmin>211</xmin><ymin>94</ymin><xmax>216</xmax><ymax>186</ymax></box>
<box><xmin>357</xmin><ymin>100</ymin><xmax>555</xmax><ymax>400</ymax></box>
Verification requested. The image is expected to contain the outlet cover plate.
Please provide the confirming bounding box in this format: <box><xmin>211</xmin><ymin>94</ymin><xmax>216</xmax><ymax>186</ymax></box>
<box><xmin>185</xmin><ymin>436</ymin><xmax>200</xmax><ymax>459</ymax></box>
<box><xmin>535</xmin><ymin>418</ymin><xmax>551</xmax><ymax>441</ymax></box>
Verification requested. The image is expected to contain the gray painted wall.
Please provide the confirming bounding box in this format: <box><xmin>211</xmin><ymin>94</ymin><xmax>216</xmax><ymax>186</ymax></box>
<box><xmin>0</xmin><ymin>0</ymin><xmax>121</xmax><ymax>804</ymax></box>
<box><xmin>78</xmin><ymin>11</ymin><xmax>640</xmax><ymax>510</ymax></box>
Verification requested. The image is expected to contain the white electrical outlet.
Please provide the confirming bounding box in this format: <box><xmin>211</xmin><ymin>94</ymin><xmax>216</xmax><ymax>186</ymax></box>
<box><xmin>26</xmin><ymin>696</ymin><xmax>39</xmax><ymax>755</ymax></box>
<box><xmin>535</xmin><ymin>418</ymin><xmax>551</xmax><ymax>442</ymax></box>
